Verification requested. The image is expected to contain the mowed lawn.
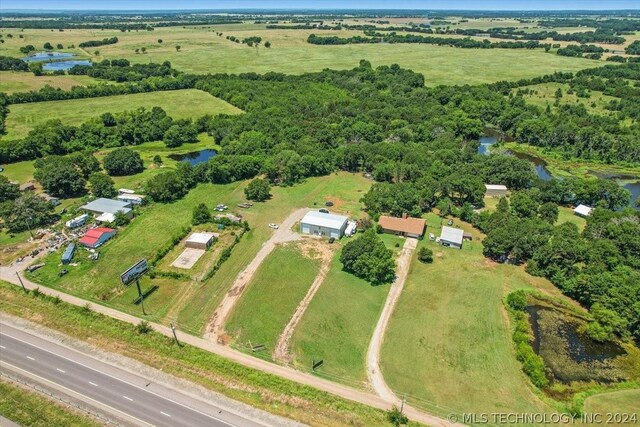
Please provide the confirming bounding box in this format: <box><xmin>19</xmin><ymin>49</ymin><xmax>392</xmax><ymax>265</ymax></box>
<box><xmin>0</xmin><ymin>26</ymin><xmax>600</xmax><ymax>87</ymax></box>
<box><xmin>225</xmin><ymin>243</ymin><xmax>321</xmax><ymax>353</ymax></box>
<box><xmin>3</xmin><ymin>89</ymin><xmax>242</xmax><ymax>140</ymax></box>
<box><xmin>380</xmin><ymin>215</ymin><xmax>559</xmax><ymax>417</ymax></box>
<box><xmin>289</xmin><ymin>248</ymin><xmax>390</xmax><ymax>389</ymax></box>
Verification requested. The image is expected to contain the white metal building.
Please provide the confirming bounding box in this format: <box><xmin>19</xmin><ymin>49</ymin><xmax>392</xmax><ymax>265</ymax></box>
<box><xmin>440</xmin><ymin>226</ymin><xmax>464</xmax><ymax>249</ymax></box>
<box><xmin>300</xmin><ymin>211</ymin><xmax>348</xmax><ymax>239</ymax></box>
<box><xmin>573</xmin><ymin>204</ymin><xmax>593</xmax><ymax>217</ymax></box>
<box><xmin>484</xmin><ymin>184</ymin><xmax>508</xmax><ymax>197</ymax></box>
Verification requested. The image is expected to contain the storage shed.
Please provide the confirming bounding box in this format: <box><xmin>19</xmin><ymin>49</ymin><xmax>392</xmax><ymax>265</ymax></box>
<box><xmin>300</xmin><ymin>211</ymin><xmax>348</xmax><ymax>239</ymax></box>
<box><xmin>185</xmin><ymin>232</ymin><xmax>216</xmax><ymax>249</ymax></box>
<box><xmin>485</xmin><ymin>184</ymin><xmax>508</xmax><ymax>197</ymax></box>
<box><xmin>573</xmin><ymin>204</ymin><xmax>593</xmax><ymax>218</ymax></box>
<box><xmin>378</xmin><ymin>214</ymin><xmax>426</xmax><ymax>239</ymax></box>
<box><xmin>440</xmin><ymin>226</ymin><xmax>464</xmax><ymax>249</ymax></box>
<box><xmin>66</xmin><ymin>214</ymin><xmax>89</xmax><ymax>229</ymax></box>
<box><xmin>61</xmin><ymin>243</ymin><xmax>76</xmax><ymax>265</ymax></box>
<box><xmin>79</xmin><ymin>227</ymin><xmax>116</xmax><ymax>249</ymax></box>
<box><xmin>116</xmin><ymin>194</ymin><xmax>145</xmax><ymax>205</ymax></box>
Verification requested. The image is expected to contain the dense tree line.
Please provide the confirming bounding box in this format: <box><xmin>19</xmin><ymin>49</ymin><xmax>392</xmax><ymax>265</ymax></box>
<box><xmin>0</xmin><ymin>56</ymin><xmax>29</xmax><ymax>71</ymax></box>
<box><xmin>626</xmin><ymin>41</ymin><xmax>640</xmax><ymax>56</ymax></box>
<box><xmin>78</xmin><ymin>36</ymin><xmax>119</xmax><ymax>48</ymax></box>
<box><xmin>452</xmin><ymin>27</ymin><xmax>625</xmax><ymax>44</ymax></box>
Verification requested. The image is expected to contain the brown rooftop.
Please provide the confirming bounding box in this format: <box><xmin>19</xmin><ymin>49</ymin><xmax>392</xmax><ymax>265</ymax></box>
<box><xmin>378</xmin><ymin>215</ymin><xmax>426</xmax><ymax>236</ymax></box>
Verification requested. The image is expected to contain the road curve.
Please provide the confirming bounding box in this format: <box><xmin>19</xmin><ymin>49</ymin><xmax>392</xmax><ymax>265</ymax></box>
<box><xmin>0</xmin><ymin>323</ymin><xmax>267</xmax><ymax>427</ymax></box>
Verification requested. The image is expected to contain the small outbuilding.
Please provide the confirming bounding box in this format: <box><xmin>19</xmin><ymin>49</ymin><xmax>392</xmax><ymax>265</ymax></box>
<box><xmin>185</xmin><ymin>232</ymin><xmax>216</xmax><ymax>249</ymax></box>
<box><xmin>41</xmin><ymin>193</ymin><xmax>60</xmax><ymax>206</ymax></box>
<box><xmin>573</xmin><ymin>204</ymin><xmax>593</xmax><ymax>218</ymax></box>
<box><xmin>116</xmin><ymin>193</ymin><xmax>145</xmax><ymax>205</ymax></box>
<box><xmin>61</xmin><ymin>243</ymin><xmax>76</xmax><ymax>265</ymax></box>
<box><xmin>80</xmin><ymin>198</ymin><xmax>133</xmax><ymax>220</ymax></box>
<box><xmin>79</xmin><ymin>227</ymin><xmax>116</xmax><ymax>249</ymax></box>
<box><xmin>378</xmin><ymin>214</ymin><xmax>426</xmax><ymax>239</ymax></box>
<box><xmin>66</xmin><ymin>214</ymin><xmax>89</xmax><ymax>229</ymax></box>
<box><xmin>485</xmin><ymin>184</ymin><xmax>508</xmax><ymax>197</ymax></box>
<box><xmin>440</xmin><ymin>226</ymin><xmax>464</xmax><ymax>249</ymax></box>
<box><xmin>19</xmin><ymin>182</ymin><xmax>35</xmax><ymax>192</ymax></box>
<box><xmin>300</xmin><ymin>211</ymin><xmax>349</xmax><ymax>239</ymax></box>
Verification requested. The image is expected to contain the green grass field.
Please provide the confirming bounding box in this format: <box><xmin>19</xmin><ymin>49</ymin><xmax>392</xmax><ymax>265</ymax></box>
<box><xmin>2</xmin><ymin>89</ymin><xmax>242</xmax><ymax>140</ymax></box>
<box><xmin>0</xmin><ymin>380</ymin><xmax>102</xmax><ymax>427</ymax></box>
<box><xmin>380</xmin><ymin>214</ymin><xmax>559</xmax><ymax>417</ymax></box>
<box><xmin>225</xmin><ymin>243</ymin><xmax>321</xmax><ymax>353</ymax></box>
<box><xmin>0</xmin><ymin>71</ymin><xmax>106</xmax><ymax>94</ymax></box>
<box><xmin>515</xmin><ymin>82</ymin><xmax>619</xmax><ymax>117</ymax></box>
<box><xmin>0</xmin><ymin>26</ymin><xmax>600</xmax><ymax>87</ymax></box>
<box><xmin>584</xmin><ymin>389</ymin><xmax>640</xmax><ymax>424</ymax></box>
<box><xmin>289</xmin><ymin>246</ymin><xmax>390</xmax><ymax>389</ymax></box>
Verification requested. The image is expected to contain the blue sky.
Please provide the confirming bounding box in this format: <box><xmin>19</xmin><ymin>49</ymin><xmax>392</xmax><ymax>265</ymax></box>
<box><xmin>1</xmin><ymin>1</ymin><xmax>638</xmax><ymax>11</ymax></box>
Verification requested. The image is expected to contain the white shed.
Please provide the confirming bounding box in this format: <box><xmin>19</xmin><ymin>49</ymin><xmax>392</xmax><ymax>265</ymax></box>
<box><xmin>440</xmin><ymin>226</ymin><xmax>464</xmax><ymax>249</ymax></box>
<box><xmin>185</xmin><ymin>232</ymin><xmax>216</xmax><ymax>250</ymax></box>
<box><xmin>573</xmin><ymin>204</ymin><xmax>593</xmax><ymax>217</ymax></box>
<box><xmin>300</xmin><ymin>211</ymin><xmax>348</xmax><ymax>239</ymax></box>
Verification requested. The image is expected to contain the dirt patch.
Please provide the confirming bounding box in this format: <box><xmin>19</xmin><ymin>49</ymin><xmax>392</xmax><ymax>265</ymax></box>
<box><xmin>296</xmin><ymin>239</ymin><xmax>334</xmax><ymax>263</ymax></box>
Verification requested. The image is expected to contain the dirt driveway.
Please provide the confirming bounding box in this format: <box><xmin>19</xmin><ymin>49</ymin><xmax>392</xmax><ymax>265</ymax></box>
<box><xmin>204</xmin><ymin>208</ymin><xmax>310</xmax><ymax>343</ymax></box>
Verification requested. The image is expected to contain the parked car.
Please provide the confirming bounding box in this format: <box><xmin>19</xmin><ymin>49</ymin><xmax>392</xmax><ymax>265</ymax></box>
<box><xmin>59</xmin><ymin>269</ymin><xmax>68</xmax><ymax>277</ymax></box>
<box><xmin>319</xmin><ymin>208</ymin><xmax>329</xmax><ymax>214</ymax></box>
<box><xmin>268</xmin><ymin>223</ymin><xmax>279</xmax><ymax>229</ymax></box>
<box><xmin>325</xmin><ymin>201</ymin><xmax>334</xmax><ymax>207</ymax></box>
<box><xmin>429</xmin><ymin>233</ymin><xmax>435</xmax><ymax>241</ymax></box>
<box><xmin>328</xmin><ymin>237</ymin><xmax>335</xmax><ymax>244</ymax></box>
<box><xmin>447</xmin><ymin>219</ymin><xmax>454</xmax><ymax>226</ymax></box>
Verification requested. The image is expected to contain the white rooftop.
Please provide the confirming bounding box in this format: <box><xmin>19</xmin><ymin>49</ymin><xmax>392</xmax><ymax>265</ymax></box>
<box><xmin>574</xmin><ymin>204</ymin><xmax>593</xmax><ymax>216</ymax></box>
<box><xmin>485</xmin><ymin>184</ymin><xmax>508</xmax><ymax>191</ymax></box>
<box><xmin>440</xmin><ymin>226</ymin><xmax>464</xmax><ymax>245</ymax></box>
<box><xmin>301</xmin><ymin>211</ymin><xmax>348</xmax><ymax>230</ymax></box>
<box><xmin>81</xmin><ymin>198</ymin><xmax>132</xmax><ymax>215</ymax></box>
<box><xmin>96</xmin><ymin>212</ymin><xmax>116</xmax><ymax>223</ymax></box>
<box><xmin>186</xmin><ymin>232</ymin><xmax>216</xmax><ymax>245</ymax></box>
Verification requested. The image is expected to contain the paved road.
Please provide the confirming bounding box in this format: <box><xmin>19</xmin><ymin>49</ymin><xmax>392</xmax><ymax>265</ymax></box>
<box><xmin>0</xmin><ymin>323</ymin><xmax>266</xmax><ymax>427</ymax></box>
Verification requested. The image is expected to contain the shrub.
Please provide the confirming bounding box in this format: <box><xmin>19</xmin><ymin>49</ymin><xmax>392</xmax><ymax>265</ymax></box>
<box><xmin>507</xmin><ymin>289</ymin><xmax>528</xmax><ymax>311</ymax></box>
<box><xmin>136</xmin><ymin>320</ymin><xmax>152</xmax><ymax>334</ymax></box>
<box><xmin>417</xmin><ymin>247</ymin><xmax>433</xmax><ymax>263</ymax></box>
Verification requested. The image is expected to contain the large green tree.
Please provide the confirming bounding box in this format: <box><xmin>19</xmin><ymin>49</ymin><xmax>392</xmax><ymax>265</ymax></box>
<box><xmin>103</xmin><ymin>147</ymin><xmax>144</xmax><ymax>176</ymax></box>
<box><xmin>145</xmin><ymin>171</ymin><xmax>186</xmax><ymax>202</ymax></box>
<box><xmin>89</xmin><ymin>172</ymin><xmax>117</xmax><ymax>198</ymax></box>
<box><xmin>0</xmin><ymin>192</ymin><xmax>55</xmax><ymax>233</ymax></box>
<box><xmin>0</xmin><ymin>175</ymin><xmax>19</xmax><ymax>202</ymax></box>
<box><xmin>340</xmin><ymin>229</ymin><xmax>396</xmax><ymax>284</ymax></box>
<box><xmin>33</xmin><ymin>156</ymin><xmax>86</xmax><ymax>198</ymax></box>
<box><xmin>244</xmin><ymin>178</ymin><xmax>271</xmax><ymax>201</ymax></box>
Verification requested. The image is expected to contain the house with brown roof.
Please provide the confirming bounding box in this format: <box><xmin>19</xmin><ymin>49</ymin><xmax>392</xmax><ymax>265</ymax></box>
<box><xmin>378</xmin><ymin>214</ymin><xmax>426</xmax><ymax>239</ymax></box>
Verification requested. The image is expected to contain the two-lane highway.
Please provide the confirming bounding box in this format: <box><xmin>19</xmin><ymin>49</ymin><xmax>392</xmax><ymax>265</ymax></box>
<box><xmin>0</xmin><ymin>323</ymin><xmax>274</xmax><ymax>427</ymax></box>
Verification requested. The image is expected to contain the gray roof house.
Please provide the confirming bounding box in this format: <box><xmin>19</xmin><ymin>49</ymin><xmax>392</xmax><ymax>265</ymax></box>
<box><xmin>439</xmin><ymin>226</ymin><xmax>464</xmax><ymax>249</ymax></box>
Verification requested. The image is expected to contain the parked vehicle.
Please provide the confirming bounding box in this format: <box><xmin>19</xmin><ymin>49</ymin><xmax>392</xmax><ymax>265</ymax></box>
<box><xmin>319</xmin><ymin>208</ymin><xmax>329</xmax><ymax>214</ymax></box>
<box><xmin>59</xmin><ymin>269</ymin><xmax>68</xmax><ymax>277</ymax></box>
<box><xmin>268</xmin><ymin>223</ymin><xmax>279</xmax><ymax>229</ymax></box>
<box><xmin>328</xmin><ymin>237</ymin><xmax>335</xmax><ymax>243</ymax></box>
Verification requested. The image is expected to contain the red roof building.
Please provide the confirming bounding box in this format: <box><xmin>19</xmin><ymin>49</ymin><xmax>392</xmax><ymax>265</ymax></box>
<box><xmin>79</xmin><ymin>227</ymin><xmax>116</xmax><ymax>249</ymax></box>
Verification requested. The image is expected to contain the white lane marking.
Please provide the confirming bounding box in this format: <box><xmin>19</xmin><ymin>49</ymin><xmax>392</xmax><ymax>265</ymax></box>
<box><xmin>0</xmin><ymin>345</ymin><xmax>6</xmax><ymax>349</ymax></box>
<box><xmin>89</xmin><ymin>382</ymin><xmax>98</xmax><ymax>387</ymax></box>
<box><xmin>26</xmin><ymin>356</ymin><xmax>34</xmax><ymax>360</ymax></box>
<box><xmin>122</xmin><ymin>395</ymin><xmax>133</xmax><ymax>401</ymax></box>
<box><xmin>1</xmin><ymin>332</ymin><xmax>237</xmax><ymax>427</ymax></box>
<box><xmin>160</xmin><ymin>412</ymin><xmax>171</xmax><ymax>417</ymax></box>
<box><xmin>56</xmin><ymin>368</ymin><xmax>65</xmax><ymax>373</ymax></box>
<box><xmin>0</xmin><ymin>361</ymin><xmax>154</xmax><ymax>427</ymax></box>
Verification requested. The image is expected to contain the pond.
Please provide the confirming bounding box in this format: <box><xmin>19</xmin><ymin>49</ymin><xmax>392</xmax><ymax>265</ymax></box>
<box><xmin>42</xmin><ymin>60</ymin><xmax>92</xmax><ymax>71</ymax></box>
<box><xmin>22</xmin><ymin>51</ymin><xmax>75</xmax><ymax>62</ymax></box>
<box><xmin>167</xmin><ymin>149</ymin><xmax>217</xmax><ymax>166</ymax></box>
<box><xmin>476</xmin><ymin>135</ymin><xmax>554</xmax><ymax>181</ymax></box>
<box><xmin>526</xmin><ymin>305</ymin><xmax>627</xmax><ymax>384</ymax></box>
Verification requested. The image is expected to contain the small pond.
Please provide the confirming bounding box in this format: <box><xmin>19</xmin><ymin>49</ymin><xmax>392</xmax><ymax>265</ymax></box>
<box><xmin>476</xmin><ymin>135</ymin><xmax>554</xmax><ymax>181</ymax></box>
<box><xmin>22</xmin><ymin>51</ymin><xmax>75</xmax><ymax>62</ymax></box>
<box><xmin>478</xmin><ymin>135</ymin><xmax>497</xmax><ymax>156</ymax></box>
<box><xmin>526</xmin><ymin>305</ymin><xmax>627</xmax><ymax>384</ymax></box>
<box><xmin>43</xmin><ymin>60</ymin><xmax>92</xmax><ymax>71</ymax></box>
<box><xmin>168</xmin><ymin>149</ymin><xmax>217</xmax><ymax>166</ymax></box>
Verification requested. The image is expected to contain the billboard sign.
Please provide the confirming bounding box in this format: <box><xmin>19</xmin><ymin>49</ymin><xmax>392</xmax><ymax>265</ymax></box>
<box><xmin>120</xmin><ymin>259</ymin><xmax>148</xmax><ymax>286</ymax></box>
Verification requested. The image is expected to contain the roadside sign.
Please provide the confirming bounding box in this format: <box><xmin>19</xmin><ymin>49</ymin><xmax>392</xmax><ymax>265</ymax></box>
<box><xmin>120</xmin><ymin>259</ymin><xmax>148</xmax><ymax>286</ymax></box>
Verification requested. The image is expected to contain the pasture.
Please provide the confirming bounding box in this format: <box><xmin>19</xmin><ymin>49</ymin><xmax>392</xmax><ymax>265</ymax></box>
<box><xmin>2</xmin><ymin>89</ymin><xmax>242</xmax><ymax>140</ymax></box>
<box><xmin>225</xmin><ymin>242</ymin><xmax>322</xmax><ymax>354</ymax></box>
<box><xmin>0</xmin><ymin>25</ymin><xmax>601</xmax><ymax>87</ymax></box>
<box><xmin>515</xmin><ymin>82</ymin><xmax>619</xmax><ymax>117</ymax></box>
<box><xmin>0</xmin><ymin>71</ymin><xmax>106</xmax><ymax>94</ymax></box>
<box><xmin>379</xmin><ymin>213</ymin><xmax>560</xmax><ymax>416</ymax></box>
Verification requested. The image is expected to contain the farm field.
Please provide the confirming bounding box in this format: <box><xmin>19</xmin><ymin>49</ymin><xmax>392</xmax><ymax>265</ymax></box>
<box><xmin>379</xmin><ymin>214</ymin><xmax>559</xmax><ymax>416</ymax></box>
<box><xmin>225</xmin><ymin>242</ymin><xmax>322</xmax><ymax>355</ymax></box>
<box><xmin>0</xmin><ymin>25</ymin><xmax>601</xmax><ymax>86</ymax></box>
<box><xmin>2</xmin><ymin>89</ymin><xmax>242</xmax><ymax>140</ymax></box>
<box><xmin>0</xmin><ymin>71</ymin><xmax>106</xmax><ymax>94</ymax></box>
<box><xmin>584</xmin><ymin>389</ymin><xmax>640</xmax><ymax>423</ymax></box>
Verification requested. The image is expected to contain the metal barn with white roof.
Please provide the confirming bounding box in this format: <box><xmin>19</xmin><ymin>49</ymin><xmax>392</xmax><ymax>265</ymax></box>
<box><xmin>440</xmin><ymin>226</ymin><xmax>464</xmax><ymax>249</ymax></box>
<box><xmin>573</xmin><ymin>204</ymin><xmax>594</xmax><ymax>217</ymax></box>
<box><xmin>185</xmin><ymin>232</ymin><xmax>217</xmax><ymax>249</ymax></box>
<box><xmin>300</xmin><ymin>211</ymin><xmax>349</xmax><ymax>239</ymax></box>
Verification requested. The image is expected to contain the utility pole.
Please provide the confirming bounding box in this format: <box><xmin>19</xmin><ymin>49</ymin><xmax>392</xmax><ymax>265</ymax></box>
<box><xmin>16</xmin><ymin>272</ymin><xmax>27</xmax><ymax>293</ymax></box>
<box><xmin>136</xmin><ymin>279</ymin><xmax>146</xmax><ymax>315</ymax></box>
<box><xmin>400</xmin><ymin>396</ymin><xmax>406</xmax><ymax>414</ymax></box>
<box><xmin>170</xmin><ymin>323</ymin><xmax>180</xmax><ymax>347</ymax></box>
